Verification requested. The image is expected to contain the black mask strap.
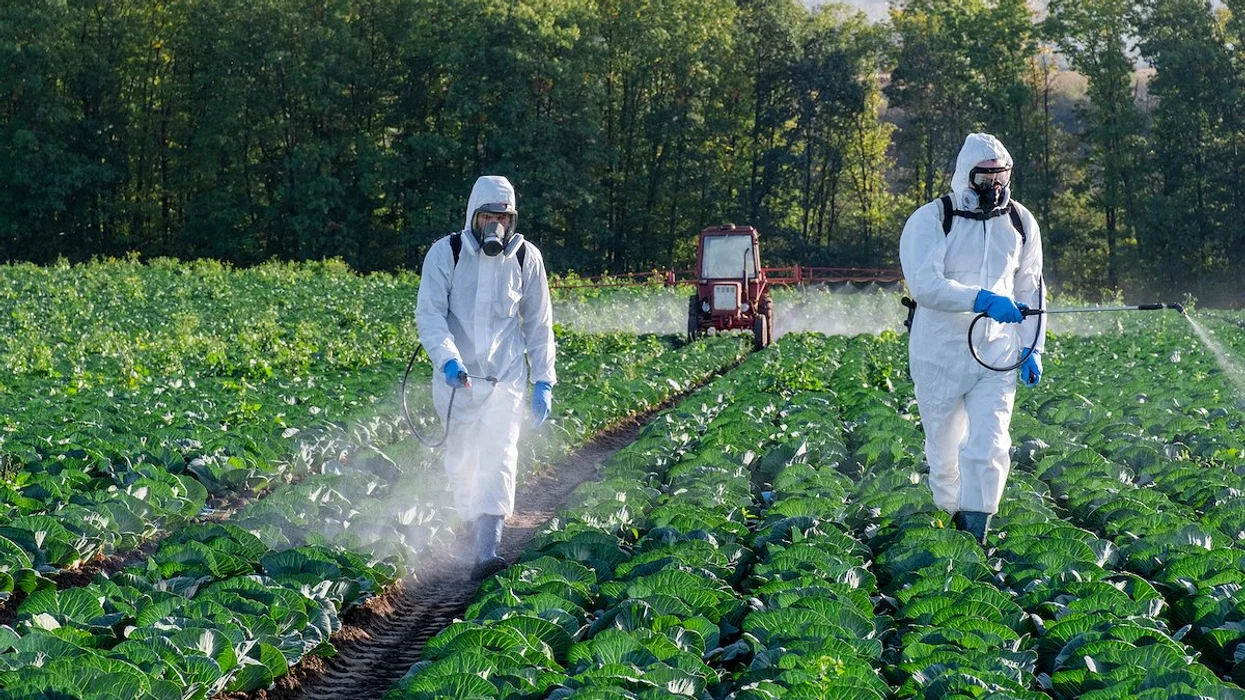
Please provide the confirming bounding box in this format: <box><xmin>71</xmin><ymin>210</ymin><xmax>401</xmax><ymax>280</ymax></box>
<box><xmin>952</xmin><ymin>204</ymin><xmax>1012</xmax><ymax>221</ymax></box>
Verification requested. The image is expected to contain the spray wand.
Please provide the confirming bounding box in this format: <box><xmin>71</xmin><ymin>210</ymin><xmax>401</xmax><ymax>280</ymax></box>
<box><xmin>969</xmin><ymin>302</ymin><xmax>1188</xmax><ymax>372</ymax></box>
<box><xmin>401</xmin><ymin>348</ymin><xmax>498</xmax><ymax>448</ymax></box>
<box><xmin>1021</xmin><ymin>302</ymin><xmax>1186</xmax><ymax>317</ymax></box>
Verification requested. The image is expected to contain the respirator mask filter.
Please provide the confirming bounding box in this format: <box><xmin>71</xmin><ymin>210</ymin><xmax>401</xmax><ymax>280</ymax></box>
<box><xmin>480</xmin><ymin>221</ymin><xmax>507</xmax><ymax>256</ymax></box>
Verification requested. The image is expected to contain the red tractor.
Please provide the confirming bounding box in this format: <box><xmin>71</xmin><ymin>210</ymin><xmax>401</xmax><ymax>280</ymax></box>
<box><xmin>687</xmin><ymin>224</ymin><xmax>773</xmax><ymax>350</ymax></box>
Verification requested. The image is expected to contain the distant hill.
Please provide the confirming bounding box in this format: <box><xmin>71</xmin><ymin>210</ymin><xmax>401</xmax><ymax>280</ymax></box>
<box><xmin>1043</xmin><ymin>68</ymin><xmax>1158</xmax><ymax>127</ymax></box>
<box><xmin>873</xmin><ymin>67</ymin><xmax>1154</xmax><ymax>139</ymax></box>
<box><xmin>805</xmin><ymin>0</ymin><xmax>1054</xmax><ymax>23</ymax></box>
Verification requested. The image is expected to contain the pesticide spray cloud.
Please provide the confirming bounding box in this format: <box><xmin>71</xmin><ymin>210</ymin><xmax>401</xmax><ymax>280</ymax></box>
<box><xmin>226</xmin><ymin>375</ymin><xmax>469</xmax><ymax>581</ymax></box>
<box><xmin>1185</xmin><ymin>315</ymin><xmax>1245</xmax><ymax>406</ymax></box>
<box><xmin>772</xmin><ymin>284</ymin><xmax>906</xmax><ymax>338</ymax></box>
<box><xmin>251</xmin><ymin>370</ymin><xmax>576</xmax><ymax>581</ymax></box>
<box><xmin>737</xmin><ymin>285</ymin><xmax>1154</xmax><ymax>339</ymax></box>
<box><xmin>553</xmin><ymin>287</ymin><xmax>690</xmax><ymax>335</ymax></box>
<box><xmin>553</xmin><ymin>284</ymin><xmax>911</xmax><ymax>337</ymax></box>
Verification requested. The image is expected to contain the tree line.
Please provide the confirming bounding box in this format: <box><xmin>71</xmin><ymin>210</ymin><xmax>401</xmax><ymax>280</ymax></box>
<box><xmin>1</xmin><ymin>0</ymin><xmax>1242</xmax><ymax>301</ymax></box>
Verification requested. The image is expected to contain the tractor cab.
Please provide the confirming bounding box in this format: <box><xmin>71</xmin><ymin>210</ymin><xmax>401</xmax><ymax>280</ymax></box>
<box><xmin>687</xmin><ymin>224</ymin><xmax>773</xmax><ymax>350</ymax></box>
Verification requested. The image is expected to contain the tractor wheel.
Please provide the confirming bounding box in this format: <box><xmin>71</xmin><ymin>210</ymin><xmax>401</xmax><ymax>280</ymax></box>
<box><xmin>757</xmin><ymin>293</ymin><xmax>775</xmax><ymax>345</ymax></box>
<box><xmin>687</xmin><ymin>295</ymin><xmax>702</xmax><ymax>343</ymax></box>
<box><xmin>752</xmin><ymin>313</ymin><xmax>770</xmax><ymax>351</ymax></box>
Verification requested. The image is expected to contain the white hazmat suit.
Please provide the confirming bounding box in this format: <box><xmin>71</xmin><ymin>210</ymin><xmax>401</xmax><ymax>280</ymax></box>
<box><xmin>899</xmin><ymin>134</ymin><xmax>1045</xmax><ymax>516</ymax></box>
<box><xmin>415</xmin><ymin>176</ymin><xmax>557</xmax><ymax>522</ymax></box>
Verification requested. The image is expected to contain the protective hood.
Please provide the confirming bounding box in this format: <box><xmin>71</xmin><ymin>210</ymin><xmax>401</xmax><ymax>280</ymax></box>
<box><xmin>463</xmin><ymin>175</ymin><xmax>517</xmax><ymax>234</ymax></box>
<box><xmin>952</xmin><ymin>133</ymin><xmax>1013</xmax><ymax>210</ymax></box>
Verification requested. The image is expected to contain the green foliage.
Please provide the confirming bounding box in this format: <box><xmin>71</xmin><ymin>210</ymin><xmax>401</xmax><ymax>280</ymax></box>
<box><xmin>0</xmin><ymin>0</ymin><xmax>898</xmax><ymax>278</ymax></box>
<box><xmin>0</xmin><ymin>262</ymin><xmax>759</xmax><ymax>697</ymax></box>
<box><xmin>385</xmin><ymin>318</ymin><xmax>1245</xmax><ymax>700</ymax></box>
<box><xmin>4</xmin><ymin>0</ymin><xmax>1245</xmax><ymax>295</ymax></box>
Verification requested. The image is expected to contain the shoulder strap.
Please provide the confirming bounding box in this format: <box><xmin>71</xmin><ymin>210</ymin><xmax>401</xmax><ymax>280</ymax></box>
<box><xmin>450</xmin><ymin>233</ymin><xmax>528</xmax><ymax>271</ymax></box>
<box><xmin>941</xmin><ymin>194</ymin><xmax>1028</xmax><ymax>245</ymax></box>
<box><xmin>450</xmin><ymin>232</ymin><xmax>462</xmax><ymax>267</ymax></box>
<box><xmin>1008</xmin><ymin>205</ymin><xmax>1027</xmax><ymax>245</ymax></box>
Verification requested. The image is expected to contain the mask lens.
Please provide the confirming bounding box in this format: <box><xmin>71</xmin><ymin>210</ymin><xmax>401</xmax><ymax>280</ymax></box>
<box><xmin>473</xmin><ymin>203</ymin><xmax>516</xmax><ymax>235</ymax></box>
<box><xmin>972</xmin><ymin>168</ymin><xmax>1011</xmax><ymax>190</ymax></box>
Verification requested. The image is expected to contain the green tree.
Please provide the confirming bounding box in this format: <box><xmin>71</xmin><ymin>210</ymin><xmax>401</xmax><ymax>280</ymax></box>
<box><xmin>1046</xmin><ymin>0</ymin><xmax>1145</xmax><ymax>290</ymax></box>
<box><xmin>887</xmin><ymin>0</ymin><xmax>1050</xmax><ymax>209</ymax></box>
<box><xmin>971</xmin><ymin>0</ymin><xmax>1042</xmax><ymax>198</ymax></box>
<box><xmin>1133</xmin><ymin>0</ymin><xmax>1239</xmax><ymax>296</ymax></box>
<box><xmin>790</xmin><ymin>7</ymin><xmax>895</xmax><ymax>264</ymax></box>
<box><xmin>736</xmin><ymin>0</ymin><xmax>804</xmax><ymax>232</ymax></box>
<box><xmin>0</xmin><ymin>0</ymin><xmax>124</xmax><ymax>262</ymax></box>
<box><xmin>887</xmin><ymin>0</ymin><xmax>983</xmax><ymax>202</ymax></box>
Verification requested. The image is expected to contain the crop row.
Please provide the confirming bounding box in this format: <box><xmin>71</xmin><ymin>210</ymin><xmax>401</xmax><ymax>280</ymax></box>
<box><xmin>383</xmin><ymin>335</ymin><xmax>880</xmax><ymax>698</ymax></box>
<box><xmin>835</xmin><ymin>329</ymin><xmax>1245</xmax><ymax>700</ymax></box>
<box><xmin>0</xmin><ymin>261</ymin><xmax>702</xmax><ymax>588</ymax></box>
<box><xmin>1010</xmin><ymin>315</ymin><xmax>1245</xmax><ymax>691</ymax></box>
<box><xmin>382</xmin><ymin>329</ymin><xmax>1245</xmax><ymax>700</ymax></box>
<box><xmin>0</xmin><ymin>260</ymin><xmax>434</xmax><ymax>597</ymax></box>
<box><xmin>828</xmin><ymin>328</ymin><xmax>1245</xmax><ymax>699</ymax></box>
<box><xmin>0</xmin><ymin>259</ymin><xmax>424</xmax><ymax>509</ymax></box>
<box><xmin>0</xmin><ymin>328</ymin><xmax>750</xmax><ymax>699</ymax></box>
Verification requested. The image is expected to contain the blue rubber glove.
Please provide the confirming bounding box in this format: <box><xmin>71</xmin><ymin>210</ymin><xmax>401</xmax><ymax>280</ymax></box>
<box><xmin>973</xmin><ymin>289</ymin><xmax>1024</xmax><ymax>324</ymax></box>
<box><xmin>1019</xmin><ymin>348</ymin><xmax>1042</xmax><ymax>387</ymax></box>
<box><xmin>531</xmin><ymin>381</ymin><xmax>553</xmax><ymax>428</ymax></box>
<box><xmin>443</xmin><ymin>359</ymin><xmax>470</xmax><ymax>388</ymax></box>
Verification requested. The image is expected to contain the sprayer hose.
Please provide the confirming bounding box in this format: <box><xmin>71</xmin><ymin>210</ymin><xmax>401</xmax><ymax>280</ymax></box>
<box><xmin>401</xmin><ymin>349</ymin><xmax>455</xmax><ymax>448</ymax></box>
<box><xmin>967</xmin><ymin>312</ymin><xmax>1042</xmax><ymax>373</ymax></box>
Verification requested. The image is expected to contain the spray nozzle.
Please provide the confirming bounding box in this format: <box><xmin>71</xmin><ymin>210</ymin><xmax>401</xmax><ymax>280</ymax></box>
<box><xmin>1138</xmin><ymin>302</ymin><xmax>1189</xmax><ymax>316</ymax></box>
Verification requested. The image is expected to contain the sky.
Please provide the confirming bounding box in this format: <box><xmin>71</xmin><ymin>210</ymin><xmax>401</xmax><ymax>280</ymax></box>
<box><xmin>807</xmin><ymin>0</ymin><xmax>891</xmax><ymax>22</ymax></box>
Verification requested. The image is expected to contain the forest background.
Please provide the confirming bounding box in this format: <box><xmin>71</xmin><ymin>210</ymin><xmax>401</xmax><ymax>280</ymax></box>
<box><xmin>2</xmin><ymin>0</ymin><xmax>1241</xmax><ymax>302</ymax></box>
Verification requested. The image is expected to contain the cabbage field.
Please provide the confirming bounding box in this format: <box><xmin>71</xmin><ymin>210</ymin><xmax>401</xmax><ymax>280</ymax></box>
<box><xmin>2</xmin><ymin>259</ymin><xmax>1245</xmax><ymax>700</ymax></box>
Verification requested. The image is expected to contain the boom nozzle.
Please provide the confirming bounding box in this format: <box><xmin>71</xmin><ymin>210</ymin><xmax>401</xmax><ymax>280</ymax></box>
<box><xmin>1171</xmin><ymin>302</ymin><xmax>1187</xmax><ymax>317</ymax></box>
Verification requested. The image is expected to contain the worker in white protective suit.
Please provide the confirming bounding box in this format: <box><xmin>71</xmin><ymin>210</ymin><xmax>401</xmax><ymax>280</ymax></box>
<box><xmin>415</xmin><ymin>175</ymin><xmax>556</xmax><ymax>580</ymax></box>
<box><xmin>899</xmin><ymin>133</ymin><xmax>1046</xmax><ymax>546</ymax></box>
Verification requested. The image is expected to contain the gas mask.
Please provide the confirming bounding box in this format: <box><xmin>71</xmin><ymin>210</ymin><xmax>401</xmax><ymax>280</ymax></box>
<box><xmin>478</xmin><ymin>221</ymin><xmax>508</xmax><ymax>256</ymax></box>
<box><xmin>969</xmin><ymin>165</ymin><xmax>1012</xmax><ymax>212</ymax></box>
<box><xmin>471</xmin><ymin>202</ymin><xmax>517</xmax><ymax>257</ymax></box>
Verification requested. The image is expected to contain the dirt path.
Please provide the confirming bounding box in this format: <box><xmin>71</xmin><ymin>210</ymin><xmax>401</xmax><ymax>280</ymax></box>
<box><xmin>235</xmin><ymin>417</ymin><xmax>647</xmax><ymax>700</ymax></box>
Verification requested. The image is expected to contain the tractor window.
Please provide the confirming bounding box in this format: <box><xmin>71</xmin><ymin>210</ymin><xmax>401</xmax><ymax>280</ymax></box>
<box><xmin>701</xmin><ymin>235</ymin><xmax>758</xmax><ymax>279</ymax></box>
